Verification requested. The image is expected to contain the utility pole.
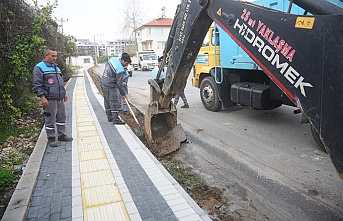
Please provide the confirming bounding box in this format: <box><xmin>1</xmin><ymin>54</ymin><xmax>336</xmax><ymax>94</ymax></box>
<box><xmin>56</xmin><ymin>18</ymin><xmax>68</xmax><ymax>62</ymax></box>
<box><xmin>56</xmin><ymin>18</ymin><xmax>68</xmax><ymax>35</ymax></box>
<box><xmin>93</xmin><ymin>35</ymin><xmax>97</xmax><ymax>65</ymax></box>
<box><xmin>93</xmin><ymin>34</ymin><xmax>104</xmax><ymax>66</ymax></box>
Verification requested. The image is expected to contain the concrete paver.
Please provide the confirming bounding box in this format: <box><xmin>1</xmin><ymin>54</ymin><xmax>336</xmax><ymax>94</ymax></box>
<box><xmin>2</xmin><ymin>69</ymin><xmax>211</xmax><ymax>221</ymax></box>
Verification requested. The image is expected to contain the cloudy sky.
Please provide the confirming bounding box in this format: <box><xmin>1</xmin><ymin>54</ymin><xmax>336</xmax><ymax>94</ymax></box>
<box><xmin>26</xmin><ymin>0</ymin><xmax>180</xmax><ymax>41</ymax></box>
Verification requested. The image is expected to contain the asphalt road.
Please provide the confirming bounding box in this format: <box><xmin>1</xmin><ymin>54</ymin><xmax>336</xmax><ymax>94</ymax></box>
<box><xmin>95</xmin><ymin>64</ymin><xmax>343</xmax><ymax>221</ymax></box>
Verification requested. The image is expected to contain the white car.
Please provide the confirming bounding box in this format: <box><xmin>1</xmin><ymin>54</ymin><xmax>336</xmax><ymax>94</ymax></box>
<box><xmin>127</xmin><ymin>64</ymin><xmax>134</xmax><ymax>77</ymax></box>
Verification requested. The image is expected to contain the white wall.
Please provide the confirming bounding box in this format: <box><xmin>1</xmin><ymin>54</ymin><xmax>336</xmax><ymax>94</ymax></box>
<box><xmin>67</xmin><ymin>56</ymin><xmax>94</xmax><ymax>68</ymax></box>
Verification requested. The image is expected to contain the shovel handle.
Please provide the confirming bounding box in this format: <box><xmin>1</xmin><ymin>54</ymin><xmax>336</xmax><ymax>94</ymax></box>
<box><xmin>124</xmin><ymin>97</ymin><xmax>139</xmax><ymax>125</ymax></box>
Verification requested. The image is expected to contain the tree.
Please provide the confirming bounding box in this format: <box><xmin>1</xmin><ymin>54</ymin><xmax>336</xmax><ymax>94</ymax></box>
<box><xmin>0</xmin><ymin>0</ymin><xmax>53</xmax><ymax>128</ymax></box>
<box><xmin>121</xmin><ymin>0</ymin><xmax>147</xmax><ymax>53</ymax></box>
<box><xmin>0</xmin><ymin>0</ymin><xmax>77</xmax><ymax>133</ymax></box>
<box><xmin>64</xmin><ymin>35</ymin><xmax>77</xmax><ymax>64</ymax></box>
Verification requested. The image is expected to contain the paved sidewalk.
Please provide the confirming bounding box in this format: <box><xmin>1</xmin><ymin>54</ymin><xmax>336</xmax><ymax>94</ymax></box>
<box><xmin>2</xmin><ymin>69</ymin><xmax>211</xmax><ymax>221</ymax></box>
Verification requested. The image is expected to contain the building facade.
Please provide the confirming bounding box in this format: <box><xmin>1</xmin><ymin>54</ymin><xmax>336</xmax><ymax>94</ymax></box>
<box><xmin>134</xmin><ymin>18</ymin><xmax>173</xmax><ymax>57</ymax></box>
<box><xmin>76</xmin><ymin>39</ymin><xmax>136</xmax><ymax>58</ymax></box>
<box><xmin>75</xmin><ymin>17</ymin><xmax>173</xmax><ymax>59</ymax></box>
<box><xmin>105</xmin><ymin>40</ymin><xmax>136</xmax><ymax>57</ymax></box>
<box><xmin>76</xmin><ymin>39</ymin><xmax>95</xmax><ymax>57</ymax></box>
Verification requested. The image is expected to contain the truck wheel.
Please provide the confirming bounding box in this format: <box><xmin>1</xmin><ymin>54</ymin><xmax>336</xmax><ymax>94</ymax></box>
<box><xmin>310</xmin><ymin>124</ymin><xmax>327</xmax><ymax>153</ymax></box>
<box><xmin>200</xmin><ymin>77</ymin><xmax>221</xmax><ymax>111</ymax></box>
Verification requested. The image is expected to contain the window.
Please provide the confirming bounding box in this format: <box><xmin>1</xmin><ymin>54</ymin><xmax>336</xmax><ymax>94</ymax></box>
<box><xmin>84</xmin><ymin>58</ymin><xmax>90</xmax><ymax>63</ymax></box>
<box><xmin>142</xmin><ymin>54</ymin><xmax>157</xmax><ymax>60</ymax></box>
<box><xmin>212</xmin><ymin>27</ymin><xmax>220</xmax><ymax>46</ymax></box>
<box><xmin>202</xmin><ymin>31</ymin><xmax>209</xmax><ymax>47</ymax></box>
<box><xmin>148</xmin><ymin>28</ymin><xmax>152</xmax><ymax>35</ymax></box>
<box><xmin>156</xmin><ymin>27</ymin><xmax>163</xmax><ymax>35</ymax></box>
<box><xmin>157</xmin><ymin>41</ymin><xmax>165</xmax><ymax>49</ymax></box>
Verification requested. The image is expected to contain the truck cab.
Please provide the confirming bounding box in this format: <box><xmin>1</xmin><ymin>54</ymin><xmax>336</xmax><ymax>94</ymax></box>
<box><xmin>137</xmin><ymin>51</ymin><xmax>158</xmax><ymax>71</ymax></box>
<box><xmin>192</xmin><ymin>23</ymin><xmax>259</xmax><ymax>88</ymax></box>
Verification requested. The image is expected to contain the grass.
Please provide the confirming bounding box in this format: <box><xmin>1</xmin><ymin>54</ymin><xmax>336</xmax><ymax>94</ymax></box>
<box><xmin>161</xmin><ymin>159</ymin><xmax>206</xmax><ymax>190</ymax></box>
<box><xmin>0</xmin><ymin>168</ymin><xmax>16</xmax><ymax>190</ymax></box>
<box><xmin>0</xmin><ymin>109</ymin><xmax>43</xmax><ymax>190</ymax></box>
<box><xmin>69</xmin><ymin>65</ymin><xmax>81</xmax><ymax>73</ymax></box>
<box><xmin>0</xmin><ymin>127</ymin><xmax>21</xmax><ymax>143</ymax></box>
<box><xmin>0</xmin><ymin>126</ymin><xmax>38</xmax><ymax>142</ymax></box>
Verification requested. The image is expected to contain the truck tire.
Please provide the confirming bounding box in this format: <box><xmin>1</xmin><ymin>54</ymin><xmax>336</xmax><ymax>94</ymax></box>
<box><xmin>200</xmin><ymin>77</ymin><xmax>221</xmax><ymax>111</ymax></box>
<box><xmin>310</xmin><ymin>124</ymin><xmax>327</xmax><ymax>153</ymax></box>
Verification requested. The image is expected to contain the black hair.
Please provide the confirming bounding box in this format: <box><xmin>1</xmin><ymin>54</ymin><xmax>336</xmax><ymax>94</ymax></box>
<box><xmin>158</xmin><ymin>56</ymin><xmax>163</xmax><ymax>62</ymax></box>
<box><xmin>121</xmin><ymin>52</ymin><xmax>132</xmax><ymax>63</ymax></box>
<box><xmin>45</xmin><ymin>47</ymin><xmax>57</xmax><ymax>56</ymax></box>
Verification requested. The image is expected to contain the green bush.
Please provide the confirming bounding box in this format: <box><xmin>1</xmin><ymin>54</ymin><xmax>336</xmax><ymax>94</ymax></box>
<box><xmin>97</xmin><ymin>55</ymin><xmax>109</xmax><ymax>64</ymax></box>
<box><xmin>0</xmin><ymin>168</ymin><xmax>16</xmax><ymax>190</ymax></box>
<box><xmin>0</xmin><ymin>0</ymin><xmax>77</xmax><ymax>132</ymax></box>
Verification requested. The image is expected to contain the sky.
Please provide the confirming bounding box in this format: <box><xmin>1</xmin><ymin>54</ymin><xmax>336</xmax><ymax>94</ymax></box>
<box><xmin>26</xmin><ymin>0</ymin><xmax>181</xmax><ymax>42</ymax></box>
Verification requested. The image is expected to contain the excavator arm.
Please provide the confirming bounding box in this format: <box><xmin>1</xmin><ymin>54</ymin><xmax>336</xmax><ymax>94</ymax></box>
<box><xmin>145</xmin><ymin>0</ymin><xmax>343</xmax><ymax>179</ymax></box>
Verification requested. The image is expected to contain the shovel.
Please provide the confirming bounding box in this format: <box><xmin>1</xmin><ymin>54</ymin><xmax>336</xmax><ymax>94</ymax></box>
<box><xmin>124</xmin><ymin>97</ymin><xmax>144</xmax><ymax>137</ymax></box>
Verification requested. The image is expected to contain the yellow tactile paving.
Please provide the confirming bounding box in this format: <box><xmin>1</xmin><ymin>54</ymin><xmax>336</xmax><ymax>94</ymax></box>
<box><xmin>79</xmin><ymin>150</ymin><xmax>106</xmax><ymax>161</ymax></box>
<box><xmin>79</xmin><ymin>159</ymin><xmax>109</xmax><ymax>173</ymax></box>
<box><xmin>76</xmin><ymin>109</ymin><xmax>93</xmax><ymax>115</ymax></box>
<box><xmin>74</xmin><ymin>76</ymin><xmax>130</xmax><ymax>221</ymax></box>
<box><xmin>78</xmin><ymin>143</ymin><xmax>103</xmax><ymax>152</ymax></box>
<box><xmin>77</xmin><ymin>121</ymin><xmax>95</xmax><ymax>128</ymax></box>
<box><xmin>84</xmin><ymin>185</ymin><xmax>122</xmax><ymax>206</ymax></box>
<box><xmin>77</xmin><ymin>125</ymin><xmax>97</xmax><ymax>132</ymax></box>
<box><xmin>78</xmin><ymin>136</ymin><xmax>102</xmax><ymax>144</ymax></box>
<box><xmin>78</xmin><ymin>130</ymin><xmax>100</xmax><ymax>138</ymax></box>
<box><xmin>85</xmin><ymin>203</ymin><xmax>129</xmax><ymax>221</ymax></box>
<box><xmin>82</xmin><ymin>170</ymin><xmax>116</xmax><ymax>188</ymax></box>
<box><xmin>77</xmin><ymin>115</ymin><xmax>94</xmax><ymax>122</ymax></box>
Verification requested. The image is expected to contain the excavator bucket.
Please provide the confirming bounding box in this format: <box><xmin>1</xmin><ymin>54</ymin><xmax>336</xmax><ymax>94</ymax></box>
<box><xmin>143</xmin><ymin>0</ymin><xmax>210</xmax><ymax>157</ymax></box>
<box><xmin>144</xmin><ymin>79</ymin><xmax>186</xmax><ymax>156</ymax></box>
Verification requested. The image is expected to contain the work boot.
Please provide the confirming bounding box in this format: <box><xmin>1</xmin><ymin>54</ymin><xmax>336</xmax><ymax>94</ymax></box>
<box><xmin>113</xmin><ymin>118</ymin><xmax>126</xmax><ymax>125</ymax></box>
<box><xmin>181</xmin><ymin>104</ymin><xmax>189</xmax><ymax>108</ymax></box>
<box><xmin>112</xmin><ymin>112</ymin><xmax>125</xmax><ymax>125</ymax></box>
<box><xmin>48</xmin><ymin>137</ymin><xmax>58</xmax><ymax>147</ymax></box>
<box><xmin>58</xmin><ymin>134</ymin><xmax>73</xmax><ymax>142</ymax></box>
